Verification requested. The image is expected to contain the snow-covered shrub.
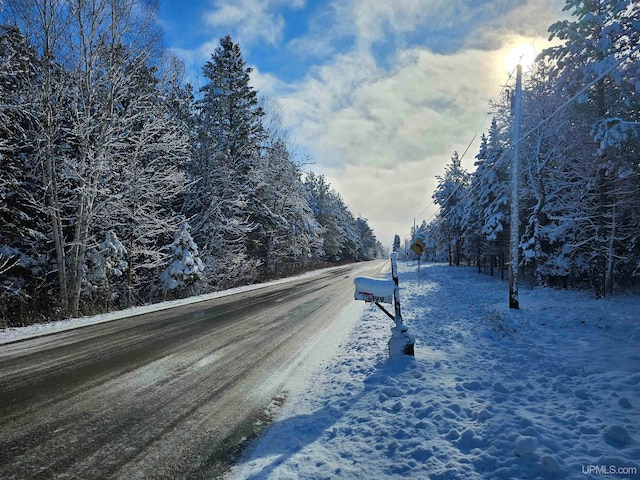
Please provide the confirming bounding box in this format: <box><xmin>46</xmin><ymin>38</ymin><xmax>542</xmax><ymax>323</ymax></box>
<box><xmin>85</xmin><ymin>231</ymin><xmax>128</xmax><ymax>310</ymax></box>
<box><xmin>482</xmin><ymin>309</ymin><xmax>516</xmax><ymax>338</ymax></box>
<box><xmin>160</xmin><ymin>223</ymin><xmax>204</xmax><ymax>297</ymax></box>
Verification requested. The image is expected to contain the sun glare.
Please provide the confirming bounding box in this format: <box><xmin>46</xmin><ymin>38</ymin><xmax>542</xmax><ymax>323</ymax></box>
<box><xmin>503</xmin><ymin>43</ymin><xmax>539</xmax><ymax>75</ymax></box>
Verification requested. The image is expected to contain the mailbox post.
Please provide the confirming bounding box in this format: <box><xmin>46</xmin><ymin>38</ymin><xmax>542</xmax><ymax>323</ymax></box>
<box><xmin>388</xmin><ymin>246</ymin><xmax>415</xmax><ymax>358</ymax></box>
<box><xmin>354</xmin><ymin>234</ymin><xmax>415</xmax><ymax>358</ymax></box>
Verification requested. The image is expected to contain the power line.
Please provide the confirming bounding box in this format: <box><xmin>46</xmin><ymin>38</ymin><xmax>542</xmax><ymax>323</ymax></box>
<box><xmin>413</xmin><ymin>1</ymin><xmax>565</xmax><ymax>228</ymax></box>
<box><xmin>414</xmin><ymin>131</ymin><xmax>478</xmax><ymax>220</ymax></box>
<box><xmin>412</xmin><ymin>60</ymin><xmax>519</xmax><ymax>226</ymax></box>
<box><xmin>425</xmin><ymin>41</ymin><xmax>640</xmax><ymax>229</ymax></box>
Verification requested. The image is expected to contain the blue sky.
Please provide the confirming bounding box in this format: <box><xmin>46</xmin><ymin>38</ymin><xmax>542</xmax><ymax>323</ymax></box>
<box><xmin>157</xmin><ymin>0</ymin><xmax>567</xmax><ymax>247</ymax></box>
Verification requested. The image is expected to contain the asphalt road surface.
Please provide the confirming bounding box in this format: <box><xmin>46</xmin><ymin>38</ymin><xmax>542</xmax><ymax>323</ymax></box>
<box><xmin>0</xmin><ymin>261</ymin><xmax>388</xmax><ymax>479</ymax></box>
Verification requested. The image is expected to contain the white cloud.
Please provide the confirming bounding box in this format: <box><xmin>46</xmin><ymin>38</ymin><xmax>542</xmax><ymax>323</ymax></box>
<box><xmin>204</xmin><ymin>4</ymin><xmax>246</xmax><ymax>26</ymax></box>
<box><xmin>266</xmin><ymin>0</ymin><xmax>566</xmax><ymax>244</ymax></box>
<box><xmin>203</xmin><ymin>0</ymin><xmax>305</xmax><ymax>48</ymax></box>
<box><xmin>278</xmin><ymin>45</ymin><xmax>501</xmax><ymax>172</ymax></box>
<box><xmin>462</xmin><ymin>0</ymin><xmax>569</xmax><ymax>50</ymax></box>
<box><xmin>165</xmin><ymin>0</ymin><xmax>566</xmax><ymax>245</ymax></box>
<box><xmin>248</xmin><ymin>66</ymin><xmax>292</xmax><ymax>96</ymax></box>
<box><xmin>320</xmin><ymin>157</ymin><xmax>448</xmax><ymax>246</ymax></box>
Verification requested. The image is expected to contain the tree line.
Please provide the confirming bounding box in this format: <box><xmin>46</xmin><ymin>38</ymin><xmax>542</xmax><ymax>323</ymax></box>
<box><xmin>0</xmin><ymin>0</ymin><xmax>384</xmax><ymax>327</ymax></box>
<box><xmin>411</xmin><ymin>0</ymin><xmax>639</xmax><ymax>298</ymax></box>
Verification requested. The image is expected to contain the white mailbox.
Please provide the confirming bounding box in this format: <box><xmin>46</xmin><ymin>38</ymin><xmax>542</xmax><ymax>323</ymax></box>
<box><xmin>354</xmin><ymin>277</ymin><xmax>395</xmax><ymax>304</ymax></box>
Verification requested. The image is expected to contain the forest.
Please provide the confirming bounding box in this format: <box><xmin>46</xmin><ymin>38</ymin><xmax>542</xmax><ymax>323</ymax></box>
<box><xmin>412</xmin><ymin>1</ymin><xmax>639</xmax><ymax>298</ymax></box>
<box><xmin>0</xmin><ymin>1</ymin><xmax>384</xmax><ymax>327</ymax></box>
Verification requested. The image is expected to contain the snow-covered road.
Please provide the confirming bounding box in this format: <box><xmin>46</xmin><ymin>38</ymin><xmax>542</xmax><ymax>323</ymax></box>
<box><xmin>0</xmin><ymin>261</ymin><xmax>387</xmax><ymax>479</ymax></box>
<box><xmin>230</xmin><ymin>262</ymin><xmax>640</xmax><ymax>479</ymax></box>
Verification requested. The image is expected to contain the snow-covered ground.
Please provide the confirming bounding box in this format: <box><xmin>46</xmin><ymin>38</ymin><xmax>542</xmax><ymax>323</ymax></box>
<box><xmin>3</xmin><ymin>261</ymin><xmax>638</xmax><ymax>478</ymax></box>
<box><xmin>229</xmin><ymin>262</ymin><xmax>640</xmax><ymax>480</ymax></box>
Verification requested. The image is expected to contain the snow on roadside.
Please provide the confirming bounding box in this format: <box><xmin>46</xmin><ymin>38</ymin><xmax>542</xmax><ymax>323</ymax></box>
<box><xmin>0</xmin><ymin>266</ymin><xmax>339</xmax><ymax>345</ymax></box>
<box><xmin>229</xmin><ymin>262</ymin><xmax>640</xmax><ymax>479</ymax></box>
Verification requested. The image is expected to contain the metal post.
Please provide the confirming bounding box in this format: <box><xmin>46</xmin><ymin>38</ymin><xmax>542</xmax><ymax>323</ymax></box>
<box><xmin>391</xmin><ymin>250</ymin><xmax>402</xmax><ymax>327</ymax></box>
<box><xmin>509</xmin><ymin>64</ymin><xmax>522</xmax><ymax>310</ymax></box>
<box><xmin>389</xmin><ymin>234</ymin><xmax>415</xmax><ymax>357</ymax></box>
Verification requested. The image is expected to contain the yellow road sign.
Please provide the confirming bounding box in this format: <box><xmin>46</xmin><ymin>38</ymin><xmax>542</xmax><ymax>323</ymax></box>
<box><xmin>411</xmin><ymin>239</ymin><xmax>425</xmax><ymax>255</ymax></box>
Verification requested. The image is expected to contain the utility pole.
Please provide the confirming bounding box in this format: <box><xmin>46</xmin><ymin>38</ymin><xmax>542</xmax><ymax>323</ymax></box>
<box><xmin>509</xmin><ymin>64</ymin><xmax>522</xmax><ymax>309</ymax></box>
<box><xmin>413</xmin><ymin>218</ymin><xmax>416</xmax><ymax>247</ymax></box>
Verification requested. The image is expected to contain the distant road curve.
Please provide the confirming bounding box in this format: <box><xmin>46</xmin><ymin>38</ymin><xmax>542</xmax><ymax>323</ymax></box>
<box><xmin>0</xmin><ymin>261</ymin><xmax>388</xmax><ymax>479</ymax></box>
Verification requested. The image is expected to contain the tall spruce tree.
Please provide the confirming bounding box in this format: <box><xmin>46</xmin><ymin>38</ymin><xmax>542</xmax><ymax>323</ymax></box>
<box><xmin>433</xmin><ymin>152</ymin><xmax>470</xmax><ymax>266</ymax></box>
<box><xmin>199</xmin><ymin>35</ymin><xmax>265</xmax><ymax>176</ymax></box>
<box><xmin>188</xmin><ymin>35</ymin><xmax>265</xmax><ymax>288</ymax></box>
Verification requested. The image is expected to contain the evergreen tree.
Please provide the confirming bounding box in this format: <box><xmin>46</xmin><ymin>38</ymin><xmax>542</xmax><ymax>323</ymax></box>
<box><xmin>461</xmin><ymin>134</ymin><xmax>489</xmax><ymax>272</ymax></box>
<box><xmin>199</xmin><ymin>34</ymin><xmax>265</xmax><ymax>176</ymax></box>
<box><xmin>433</xmin><ymin>152</ymin><xmax>470</xmax><ymax>266</ymax></box>
<box><xmin>97</xmin><ymin>52</ymin><xmax>190</xmax><ymax>307</ymax></box>
<box><xmin>85</xmin><ymin>231</ymin><xmax>128</xmax><ymax>311</ymax></box>
<box><xmin>518</xmin><ymin>59</ymin><xmax>575</xmax><ymax>286</ymax></box>
<box><xmin>354</xmin><ymin>217</ymin><xmax>382</xmax><ymax>261</ymax></box>
<box><xmin>160</xmin><ymin>223</ymin><xmax>204</xmax><ymax>298</ymax></box>
<box><xmin>478</xmin><ymin>118</ymin><xmax>511</xmax><ymax>275</ymax></box>
<box><xmin>249</xmin><ymin>134</ymin><xmax>323</xmax><ymax>277</ymax></box>
<box><xmin>188</xmin><ymin>35</ymin><xmax>265</xmax><ymax>288</ymax></box>
<box><xmin>544</xmin><ymin>0</ymin><xmax>640</xmax><ymax>296</ymax></box>
<box><xmin>304</xmin><ymin>173</ymin><xmax>362</xmax><ymax>263</ymax></box>
<box><xmin>0</xmin><ymin>24</ymin><xmax>51</xmax><ymax>325</ymax></box>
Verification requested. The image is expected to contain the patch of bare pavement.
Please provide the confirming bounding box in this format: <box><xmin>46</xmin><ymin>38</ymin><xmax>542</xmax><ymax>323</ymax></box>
<box><xmin>0</xmin><ymin>261</ymin><xmax>388</xmax><ymax>479</ymax></box>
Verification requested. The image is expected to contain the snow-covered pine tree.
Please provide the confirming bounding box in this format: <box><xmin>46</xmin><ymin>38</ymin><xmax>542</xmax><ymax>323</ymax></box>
<box><xmin>432</xmin><ymin>152</ymin><xmax>471</xmax><ymax>266</ymax></box>
<box><xmin>481</xmin><ymin>117</ymin><xmax>511</xmax><ymax>276</ymax></box>
<box><xmin>199</xmin><ymin>34</ymin><xmax>265</xmax><ymax>178</ymax></box>
<box><xmin>160</xmin><ymin>223</ymin><xmax>204</xmax><ymax>298</ymax></box>
<box><xmin>187</xmin><ymin>35</ymin><xmax>265</xmax><ymax>289</ymax></box>
<box><xmin>85</xmin><ymin>231</ymin><xmax>128</xmax><ymax>311</ymax></box>
<box><xmin>97</xmin><ymin>51</ymin><xmax>190</xmax><ymax>307</ymax></box>
<box><xmin>0</xmin><ymin>24</ymin><xmax>52</xmax><ymax>325</ymax></box>
<box><xmin>354</xmin><ymin>217</ymin><xmax>382</xmax><ymax>261</ymax></box>
<box><xmin>250</xmin><ymin>135</ymin><xmax>323</xmax><ymax>277</ymax></box>
<box><xmin>518</xmin><ymin>59</ymin><xmax>575</xmax><ymax>287</ymax></box>
<box><xmin>304</xmin><ymin>172</ymin><xmax>362</xmax><ymax>263</ymax></box>
<box><xmin>544</xmin><ymin>0</ymin><xmax>640</xmax><ymax>297</ymax></box>
<box><xmin>303</xmin><ymin>172</ymin><xmax>377</xmax><ymax>265</ymax></box>
<box><xmin>461</xmin><ymin>134</ymin><xmax>489</xmax><ymax>272</ymax></box>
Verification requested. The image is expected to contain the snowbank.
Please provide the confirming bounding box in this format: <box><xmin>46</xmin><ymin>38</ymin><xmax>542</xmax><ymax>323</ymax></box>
<box><xmin>0</xmin><ymin>266</ymin><xmax>340</xmax><ymax>345</ymax></box>
<box><xmin>229</xmin><ymin>262</ymin><xmax>640</xmax><ymax>479</ymax></box>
